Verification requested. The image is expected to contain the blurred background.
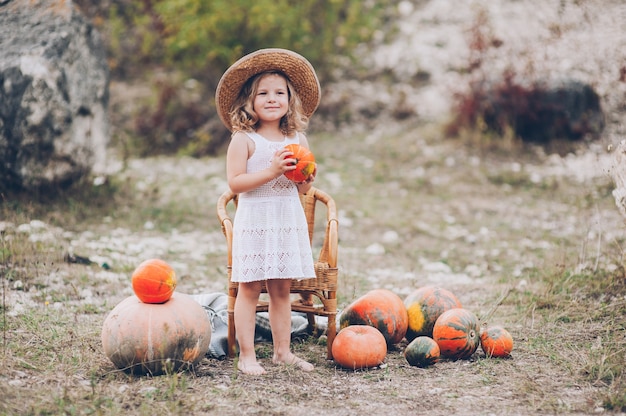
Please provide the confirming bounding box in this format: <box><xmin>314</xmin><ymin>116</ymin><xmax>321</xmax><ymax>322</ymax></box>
<box><xmin>72</xmin><ymin>0</ymin><xmax>625</xmax><ymax>161</ymax></box>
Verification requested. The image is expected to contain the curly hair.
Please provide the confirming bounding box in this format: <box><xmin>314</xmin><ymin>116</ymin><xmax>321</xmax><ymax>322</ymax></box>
<box><xmin>229</xmin><ymin>71</ymin><xmax>309</xmax><ymax>135</ymax></box>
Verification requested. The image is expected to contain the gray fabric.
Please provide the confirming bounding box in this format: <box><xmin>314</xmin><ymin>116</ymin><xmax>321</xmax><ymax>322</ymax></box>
<box><xmin>191</xmin><ymin>293</ymin><xmax>329</xmax><ymax>359</ymax></box>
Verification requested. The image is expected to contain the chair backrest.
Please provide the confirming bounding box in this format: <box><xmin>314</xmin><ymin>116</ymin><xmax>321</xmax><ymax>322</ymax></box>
<box><xmin>216</xmin><ymin>187</ymin><xmax>338</xmax><ymax>269</ymax></box>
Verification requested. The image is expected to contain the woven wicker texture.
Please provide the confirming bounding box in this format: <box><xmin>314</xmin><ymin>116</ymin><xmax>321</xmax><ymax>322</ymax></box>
<box><xmin>215</xmin><ymin>48</ymin><xmax>321</xmax><ymax>131</ymax></box>
<box><xmin>217</xmin><ymin>186</ymin><xmax>338</xmax><ymax>359</ymax></box>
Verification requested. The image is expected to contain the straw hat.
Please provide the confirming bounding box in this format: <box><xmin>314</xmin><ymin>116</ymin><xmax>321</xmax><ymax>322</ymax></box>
<box><xmin>215</xmin><ymin>48</ymin><xmax>321</xmax><ymax>131</ymax></box>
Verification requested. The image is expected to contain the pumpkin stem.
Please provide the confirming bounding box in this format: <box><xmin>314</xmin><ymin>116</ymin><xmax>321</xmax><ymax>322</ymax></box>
<box><xmin>479</xmin><ymin>285</ymin><xmax>513</xmax><ymax>325</ymax></box>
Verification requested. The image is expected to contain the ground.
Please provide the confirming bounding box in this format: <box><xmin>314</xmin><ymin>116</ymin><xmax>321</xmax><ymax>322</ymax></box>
<box><xmin>1</xmin><ymin>118</ymin><xmax>625</xmax><ymax>415</ymax></box>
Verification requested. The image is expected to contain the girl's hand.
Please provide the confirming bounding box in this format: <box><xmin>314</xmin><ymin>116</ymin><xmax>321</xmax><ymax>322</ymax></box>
<box><xmin>270</xmin><ymin>148</ymin><xmax>297</xmax><ymax>178</ymax></box>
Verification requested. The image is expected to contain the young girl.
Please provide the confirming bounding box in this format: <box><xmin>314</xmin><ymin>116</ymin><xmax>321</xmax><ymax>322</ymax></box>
<box><xmin>215</xmin><ymin>49</ymin><xmax>321</xmax><ymax>375</ymax></box>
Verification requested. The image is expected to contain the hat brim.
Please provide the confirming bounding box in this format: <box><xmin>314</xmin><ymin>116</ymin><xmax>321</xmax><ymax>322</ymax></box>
<box><xmin>215</xmin><ymin>48</ymin><xmax>321</xmax><ymax>131</ymax></box>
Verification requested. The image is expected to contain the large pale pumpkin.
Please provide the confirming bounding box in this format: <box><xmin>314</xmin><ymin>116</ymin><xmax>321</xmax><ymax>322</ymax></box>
<box><xmin>101</xmin><ymin>292</ymin><xmax>211</xmax><ymax>375</ymax></box>
<box><xmin>332</xmin><ymin>325</ymin><xmax>387</xmax><ymax>370</ymax></box>
<box><xmin>339</xmin><ymin>289</ymin><xmax>408</xmax><ymax>345</ymax></box>
<box><xmin>432</xmin><ymin>308</ymin><xmax>480</xmax><ymax>360</ymax></box>
<box><xmin>283</xmin><ymin>144</ymin><xmax>316</xmax><ymax>183</ymax></box>
<box><xmin>404</xmin><ymin>286</ymin><xmax>462</xmax><ymax>341</ymax></box>
<box><xmin>131</xmin><ymin>258</ymin><xmax>177</xmax><ymax>304</ymax></box>
<box><xmin>480</xmin><ymin>325</ymin><xmax>514</xmax><ymax>358</ymax></box>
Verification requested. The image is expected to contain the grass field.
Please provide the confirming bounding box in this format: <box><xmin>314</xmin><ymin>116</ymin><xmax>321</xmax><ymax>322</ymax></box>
<box><xmin>1</xmin><ymin>119</ymin><xmax>625</xmax><ymax>415</ymax></box>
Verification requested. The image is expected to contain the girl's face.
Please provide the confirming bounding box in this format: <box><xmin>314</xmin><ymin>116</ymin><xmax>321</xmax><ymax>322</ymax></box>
<box><xmin>252</xmin><ymin>74</ymin><xmax>289</xmax><ymax>124</ymax></box>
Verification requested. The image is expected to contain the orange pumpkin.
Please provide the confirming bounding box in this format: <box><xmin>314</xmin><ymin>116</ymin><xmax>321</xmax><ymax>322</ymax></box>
<box><xmin>283</xmin><ymin>144</ymin><xmax>316</xmax><ymax>183</ymax></box>
<box><xmin>432</xmin><ymin>308</ymin><xmax>480</xmax><ymax>360</ymax></box>
<box><xmin>332</xmin><ymin>325</ymin><xmax>387</xmax><ymax>370</ymax></box>
<box><xmin>131</xmin><ymin>258</ymin><xmax>177</xmax><ymax>304</ymax></box>
<box><xmin>101</xmin><ymin>292</ymin><xmax>211</xmax><ymax>375</ymax></box>
<box><xmin>404</xmin><ymin>336</ymin><xmax>440</xmax><ymax>368</ymax></box>
<box><xmin>480</xmin><ymin>325</ymin><xmax>514</xmax><ymax>358</ymax></box>
<box><xmin>339</xmin><ymin>289</ymin><xmax>409</xmax><ymax>345</ymax></box>
<box><xmin>404</xmin><ymin>286</ymin><xmax>462</xmax><ymax>341</ymax></box>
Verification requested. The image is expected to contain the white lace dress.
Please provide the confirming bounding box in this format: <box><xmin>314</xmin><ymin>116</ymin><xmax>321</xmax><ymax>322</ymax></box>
<box><xmin>231</xmin><ymin>131</ymin><xmax>315</xmax><ymax>283</ymax></box>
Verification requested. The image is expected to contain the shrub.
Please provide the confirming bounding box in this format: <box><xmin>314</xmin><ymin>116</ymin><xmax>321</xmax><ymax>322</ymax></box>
<box><xmin>446</xmin><ymin>72</ymin><xmax>605</xmax><ymax>144</ymax></box>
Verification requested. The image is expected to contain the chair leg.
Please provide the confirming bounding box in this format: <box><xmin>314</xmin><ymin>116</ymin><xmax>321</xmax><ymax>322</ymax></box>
<box><xmin>227</xmin><ymin>288</ymin><xmax>237</xmax><ymax>358</ymax></box>
<box><xmin>227</xmin><ymin>310</ymin><xmax>237</xmax><ymax>358</ymax></box>
<box><xmin>306</xmin><ymin>312</ymin><xmax>316</xmax><ymax>334</ymax></box>
<box><xmin>326</xmin><ymin>314</ymin><xmax>336</xmax><ymax>360</ymax></box>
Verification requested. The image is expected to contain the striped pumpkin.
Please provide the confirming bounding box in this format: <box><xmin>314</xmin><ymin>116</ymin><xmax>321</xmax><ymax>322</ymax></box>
<box><xmin>404</xmin><ymin>336</ymin><xmax>440</xmax><ymax>368</ymax></box>
<box><xmin>480</xmin><ymin>325</ymin><xmax>514</xmax><ymax>358</ymax></box>
<box><xmin>404</xmin><ymin>286</ymin><xmax>462</xmax><ymax>341</ymax></box>
<box><xmin>432</xmin><ymin>308</ymin><xmax>480</xmax><ymax>359</ymax></box>
<box><xmin>339</xmin><ymin>289</ymin><xmax>408</xmax><ymax>345</ymax></box>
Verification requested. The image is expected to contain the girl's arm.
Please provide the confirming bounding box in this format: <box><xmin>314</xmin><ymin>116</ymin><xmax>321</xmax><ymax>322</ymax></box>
<box><xmin>226</xmin><ymin>131</ymin><xmax>296</xmax><ymax>194</ymax></box>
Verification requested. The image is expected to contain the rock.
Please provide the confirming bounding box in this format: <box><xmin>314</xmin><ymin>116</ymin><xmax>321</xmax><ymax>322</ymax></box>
<box><xmin>0</xmin><ymin>0</ymin><xmax>109</xmax><ymax>192</ymax></box>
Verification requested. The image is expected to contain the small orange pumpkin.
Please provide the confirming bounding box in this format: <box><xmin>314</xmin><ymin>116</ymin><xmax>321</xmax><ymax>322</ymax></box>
<box><xmin>332</xmin><ymin>325</ymin><xmax>387</xmax><ymax>370</ymax></box>
<box><xmin>101</xmin><ymin>292</ymin><xmax>211</xmax><ymax>375</ymax></box>
<box><xmin>339</xmin><ymin>289</ymin><xmax>409</xmax><ymax>345</ymax></box>
<box><xmin>131</xmin><ymin>258</ymin><xmax>177</xmax><ymax>304</ymax></box>
<box><xmin>404</xmin><ymin>286</ymin><xmax>462</xmax><ymax>341</ymax></box>
<box><xmin>283</xmin><ymin>144</ymin><xmax>316</xmax><ymax>183</ymax></box>
<box><xmin>433</xmin><ymin>308</ymin><xmax>480</xmax><ymax>360</ymax></box>
<box><xmin>480</xmin><ymin>325</ymin><xmax>514</xmax><ymax>358</ymax></box>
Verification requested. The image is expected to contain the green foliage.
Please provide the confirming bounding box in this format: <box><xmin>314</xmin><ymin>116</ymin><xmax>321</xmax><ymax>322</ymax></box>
<box><xmin>106</xmin><ymin>0</ymin><xmax>394</xmax><ymax>83</ymax></box>
<box><xmin>89</xmin><ymin>0</ymin><xmax>396</xmax><ymax>156</ymax></box>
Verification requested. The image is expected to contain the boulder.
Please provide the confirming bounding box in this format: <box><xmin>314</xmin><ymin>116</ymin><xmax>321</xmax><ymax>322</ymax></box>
<box><xmin>0</xmin><ymin>0</ymin><xmax>109</xmax><ymax>192</ymax></box>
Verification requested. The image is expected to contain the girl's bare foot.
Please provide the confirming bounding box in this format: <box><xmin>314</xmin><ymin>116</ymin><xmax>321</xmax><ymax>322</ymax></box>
<box><xmin>272</xmin><ymin>353</ymin><xmax>314</xmax><ymax>372</ymax></box>
<box><xmin>238</xmin><ymin>359</ymin><xmax>266</xmax><ymax>375</ymax></box>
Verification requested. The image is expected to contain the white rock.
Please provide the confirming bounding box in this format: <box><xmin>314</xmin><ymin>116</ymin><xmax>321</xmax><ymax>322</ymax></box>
<box><xmin>365</xmin><ymin>243</ymin><xmax>385</xmax><ymax>255</ymax></box>
<box><xmin>382</xmin><ymin>230</ymin><xmax>399</xmax><ymax>243</ymax></box>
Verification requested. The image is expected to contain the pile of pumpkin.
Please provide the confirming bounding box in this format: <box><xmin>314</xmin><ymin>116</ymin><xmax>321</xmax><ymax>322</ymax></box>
<box><xmin>333</xmin><ymin>286</ymin><xmax>513</xmax><ymax>370</ymax></box>
<box><xmin>101</xmin><ymin>259</ymin><xmax>212</xmax><ymax>375</ymax></box>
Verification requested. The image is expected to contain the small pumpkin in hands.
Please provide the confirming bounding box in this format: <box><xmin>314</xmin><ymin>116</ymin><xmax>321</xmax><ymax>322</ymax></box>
<box><xmin>283</xmin><ymin>144</ymin><xmax>316</xmax><ymax>183</ymax></box>
<box><xmin>433</xmin><ymin>308</ymin><xmax>480</xmax><ymax>359</ymax></box>
<box><xmin>480</xmin><ymin>325</ymin><xmax>514</xmax><ymax>358</ymax></box>
<box><xmin>404</xmin><ymin>336</ymin><xmax>440</xmax><ymax>368</ymax></box>
<box><xmin>131</xmin><ymin>258</ymin><xmax>177</xmax><ymax>304</ymax></box>
<box><xmin>332</xmin><ymin>325</ymin><xmax>387</xmax><ymax>370</ymax></box>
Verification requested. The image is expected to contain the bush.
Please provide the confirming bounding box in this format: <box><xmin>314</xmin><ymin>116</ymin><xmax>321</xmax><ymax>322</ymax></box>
<box><xmin>446</xmin><ymin>71</ymin><xmax>605</xmax><ymax>144</ymax></box>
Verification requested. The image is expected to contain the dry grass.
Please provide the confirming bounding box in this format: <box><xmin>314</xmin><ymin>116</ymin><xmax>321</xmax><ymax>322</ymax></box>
<box><xmin>1</xmin><ymin>119</ymin><xmax>626</xmax><ymax>415</ymax></box>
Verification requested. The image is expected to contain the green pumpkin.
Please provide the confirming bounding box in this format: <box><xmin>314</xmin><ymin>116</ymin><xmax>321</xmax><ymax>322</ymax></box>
<box><xmin>404</xmin><ymin>336</ymin><xmax>440</xmax><ymax>368</ymax></box>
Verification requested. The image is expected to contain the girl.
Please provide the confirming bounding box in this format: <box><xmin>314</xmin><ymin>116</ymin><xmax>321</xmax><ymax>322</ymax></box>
<box><xmin>215</xmin><ymin>49</ymin><xmax>321</xmax><ymax>375</ymax></box>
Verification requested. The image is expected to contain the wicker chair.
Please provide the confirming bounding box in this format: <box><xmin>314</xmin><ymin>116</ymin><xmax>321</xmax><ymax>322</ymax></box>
<box><xmin>216</xmin><ymin>186</ymin><xmax>339</xmax><ymax>360</ymax></box>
